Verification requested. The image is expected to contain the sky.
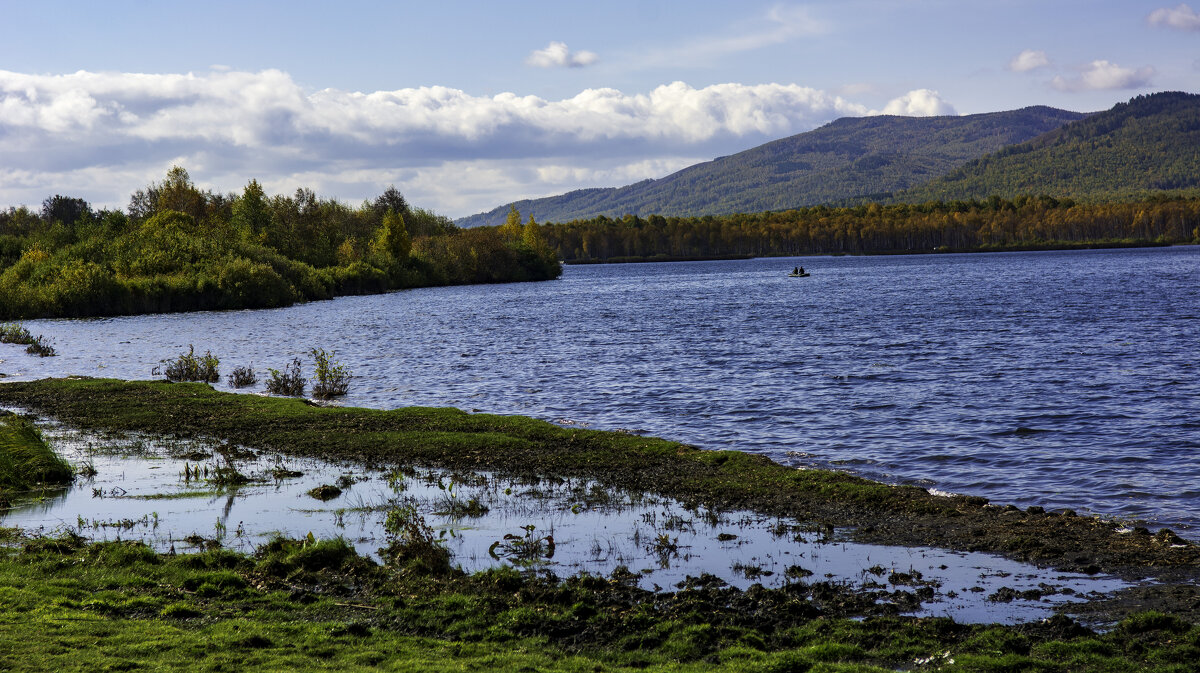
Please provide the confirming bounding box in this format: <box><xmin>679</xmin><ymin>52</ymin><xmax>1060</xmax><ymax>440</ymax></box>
<box><xmin>1</xmin><ymin>1</ymin><xmax>1198</xmax><ymax>218</ymax></box>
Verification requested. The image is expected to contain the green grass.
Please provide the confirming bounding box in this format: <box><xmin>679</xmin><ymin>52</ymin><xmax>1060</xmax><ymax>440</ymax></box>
<box><xmin>0</xmin><ymin>536</ymin><xmax>1197</xmax><ymax>672</ymax></box>
<box><xmin>0</xmin><ymin>413</ymin><xmax>72</xmax><ymax>492</ymax></box>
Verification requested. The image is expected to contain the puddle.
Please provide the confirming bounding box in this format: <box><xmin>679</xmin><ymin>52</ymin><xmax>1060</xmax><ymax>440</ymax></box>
<box><xmin>0</xmin><ymin>415</ymin><xmax>1130</xmax><ymax>625</ymax></box>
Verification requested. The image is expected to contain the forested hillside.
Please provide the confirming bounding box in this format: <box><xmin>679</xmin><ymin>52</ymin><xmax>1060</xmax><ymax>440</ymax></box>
<box><xmin>543</xmin><ymin>196</ymin><xmax>1200</xmax><ymax>262</ymax></box>
<box><xmin>900</xmin><ymin>92</ymin><xmax>1200</xmax><ymax>202</ymax></box>
<box><xmin>0</xmin><ymin>168</ymin><xmax>560</xmax><ymax>319</ymax></box>
<box><xmin>458</xmin><ymin>106</ymin><xmax>1084</xmax><ymax>226</ymax></box>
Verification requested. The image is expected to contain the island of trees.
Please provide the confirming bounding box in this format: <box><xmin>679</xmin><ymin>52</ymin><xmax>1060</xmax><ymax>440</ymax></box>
<box><xmin>0</xmin><ymin>168</ymin><xmax>560</xmax><ymax>319</ymax></box>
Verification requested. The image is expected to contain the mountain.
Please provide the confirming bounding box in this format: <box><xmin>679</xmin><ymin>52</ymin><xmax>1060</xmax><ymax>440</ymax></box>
<box><xmin>898</xmin><ymin>92</ymin><xmax>1200</xmax><ymax>203</ymax></box>
<box><xmin>456</xmin><ymin>106</ymin><xmax>1084</xmax><ymax>226</ymax></box>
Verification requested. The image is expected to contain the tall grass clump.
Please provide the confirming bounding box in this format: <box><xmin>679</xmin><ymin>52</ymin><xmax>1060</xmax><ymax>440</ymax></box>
<box><xmin>158</xmin><ymin>345</ymin><xmax>219</xmax><ymax>383</ymax></box>
<box><xmin>0</xmin><ymin>322</ymin><xmax>57</xmax><ymax>357</ymax></box>
<box><xmin>0</xmin><ymin>413</ymin><xmax>73</xmax><ymax>491</ymax></box>
<box><xmin>266</xmin><ymin>358</ymin><xmax>306</xmax><ymax>396</ymax></box>
<box><xmin>310</xmin><ymin>347</ymin><xmax>351</xmax><ymax>399</ymax></box>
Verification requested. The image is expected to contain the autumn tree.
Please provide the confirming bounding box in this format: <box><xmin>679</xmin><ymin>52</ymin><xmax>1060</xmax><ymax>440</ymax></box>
<box><xmin>371</xmin><ymin>208</ymin><xmax>411</xmax><ymax>262</ymax></box>
<box><xmin>500</xmin><ymin>205</ymin><xmax>523</xmax><ymax>240</ymax></box>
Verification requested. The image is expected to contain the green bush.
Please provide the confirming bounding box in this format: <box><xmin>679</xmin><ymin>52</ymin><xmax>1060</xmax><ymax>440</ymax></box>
<box><xmin>310</xmin><ymin>348</ymin><xmax>351</xmax><ymax>399</ymax></box>
<box><xmin>266</xmin><ymin>358</ymin><xmax>306</xmax><ymax>396</ymax></box>
<box><xmin>160</xmin><ymin>345</ymin><xmax>219</xmax><ymax>383</ymax></box>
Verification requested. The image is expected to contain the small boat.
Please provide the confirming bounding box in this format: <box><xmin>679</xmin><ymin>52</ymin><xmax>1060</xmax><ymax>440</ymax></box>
<box><xmin>788</xmin><ymin>272</ymin><xmax>810</xmax><ymax>277</ymax></box>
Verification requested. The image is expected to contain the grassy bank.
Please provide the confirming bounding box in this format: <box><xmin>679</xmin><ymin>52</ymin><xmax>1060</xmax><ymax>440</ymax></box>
<box><xmin>0</xmin><ymin>377</ymin><xmax>1195</xmax><ymax>577</ymax></box>
<box><xmin>1</xmin><ymin>532</ymin><xmax>1198</xmax><ymax>672</ymax></box>
<box><xmin>0</xmin><ymin>412</ymin><xmax>72</xmax><ymax>492</ymax></box>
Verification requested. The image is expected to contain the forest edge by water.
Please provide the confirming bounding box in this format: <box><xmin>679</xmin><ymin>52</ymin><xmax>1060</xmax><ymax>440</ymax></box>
<box><xmin>0</xmin><ymin>167</ymin><xmax>560</xmax><ymax>320</ymax></box>
<box><xmin>1</xmin><ymin>377</ymin><xmax>1199</xmax><ymax>672</ymax></box>
<box><xmin>4</xmin><ymin>169</ymin><xmax>1200</xmax><ymax>318</ymax></box>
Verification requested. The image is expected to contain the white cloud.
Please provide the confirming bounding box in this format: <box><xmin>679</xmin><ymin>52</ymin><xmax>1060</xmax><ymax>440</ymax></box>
<box><xmin>0</xmin><ymin>69</ymin><xmax>872</xmax><ymax>216</ymax></box>
<box><xmin>526</xmin><ymin>42</ymin><xmax>599</xmax><ymax>68</ymax></box>
<box><xmin>875</xmin><ymin>89</ymin><xmax>957</xmax><ymax>117</ymax></box>
<box><xmin>1009</xmin><ymin>50</ymin><xmax>1050</xmax><ymax>72</ymax></box>
<box><xmin>1051</xmin><ymin>60</ymin><xmax>1155</xmax><ymax>92</ymax></box>
<box><xmin>1148</xmin><ymin>4</ymin><xmax>1200</xmax><ymax>30</ymax></box>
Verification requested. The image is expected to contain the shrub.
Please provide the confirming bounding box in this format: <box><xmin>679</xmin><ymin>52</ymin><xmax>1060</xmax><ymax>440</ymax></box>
<box><xmin>0</xmin><ymin>322</ymin><xmax>57</xmax><ymax>357</ymax></box>
<box><xmin>159</xmin><ymin>345</ymin><xmax>219</xmax><ymax>383</ymax></box>
<box><xmin>227</xmin><ymin>364</ymin><xmax>257</xmax><ymax>388</ymax></box>
<box><xmin>310</xmin><ymin>347</ymin><xmax>351</xmax><ymax>399</ymax></box>
<box><xmin>266</xmin><ymin>358</ymin><xmax>305</xmax><ymax>396</ymax></box>
<box><xmin>24</xmin><ymin>337</ymin><xmax>56</xmax><ymax>357</ymax></box>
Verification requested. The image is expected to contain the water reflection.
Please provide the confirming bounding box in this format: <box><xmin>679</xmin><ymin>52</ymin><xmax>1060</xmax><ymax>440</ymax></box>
<box><xmin>1</xmin><ymin>417</ymin><xmax>1130</xmax><ymax>625</ymax></box>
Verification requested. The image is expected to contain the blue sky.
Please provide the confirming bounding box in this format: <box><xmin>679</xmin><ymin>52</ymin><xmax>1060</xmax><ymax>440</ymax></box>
<box><xmin>2</xmin><ymin>1</ymin><xmax>1197</xmax><ymax>217</ymax></box>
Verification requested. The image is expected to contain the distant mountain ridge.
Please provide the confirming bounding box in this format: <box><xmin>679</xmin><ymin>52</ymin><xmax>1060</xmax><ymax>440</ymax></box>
<box><xmin>898</xmin><ymin>91</ymin><xmax>1200</xmax><ymax>202</ymax></box>
<box><xmin>457</xmin><ymin>106</ymin><xmax>1085</xmax><ymax>227</ymax></box>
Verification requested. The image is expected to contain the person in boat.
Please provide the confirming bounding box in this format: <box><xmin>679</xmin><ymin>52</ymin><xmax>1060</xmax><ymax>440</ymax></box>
<box><xmin>793</xmin><ymin>266</ymin><xmax>799</xmax><ymax>274</ymax></box>
<box><xmin>798</xmin><ymin>266</ymin><xmax>805</xmax><ymax>275</ymax></box>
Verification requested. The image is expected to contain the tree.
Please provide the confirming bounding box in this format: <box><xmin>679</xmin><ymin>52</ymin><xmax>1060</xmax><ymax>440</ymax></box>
<box><xmin>501</xmin><ymin>205</ymin><xmax>523</xmax><ymax>240</ymax></box>
<box><xmin>372</xmin><ymin>186</ymin><xmax>412</xmax><ymax>221</ymax></box>
<box><xmin>156</xmin><ymin>166</ymin><xmax>206</xmax><ymax>220</ymax></box>
<box><xmin>41</xmin><ymin>195</ymin><xmax>92</xmax><ymax>227</ymax></box>
<box><xmin>231</xmin><ymin>179</ymin><xmax>271</xmax><ymax>243</ymax></box>
<box><xmin>522</xmin><ymin>214</ymin><xmax>546</xmax><ymax>252</ymax></box>
<box><xmin>371</xmin><ymin>209</ymin><xmax>411</xmax><ymax>262</ymax></box>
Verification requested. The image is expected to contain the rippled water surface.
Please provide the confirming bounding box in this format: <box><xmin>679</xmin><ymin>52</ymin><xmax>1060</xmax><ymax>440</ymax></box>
<box><xmin>5</xmin><ymin>247</ymin><xmax>1199</xmax><ymax>534</ymax></box>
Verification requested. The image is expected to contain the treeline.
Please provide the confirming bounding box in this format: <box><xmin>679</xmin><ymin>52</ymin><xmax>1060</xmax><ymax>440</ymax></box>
<box><xmin>0</xmin><ymin>168</ymin><xmax>560</xmax><ymax>319</ymax></box>
<box><xmin>542</xmin><ymin>195</ymin><xmax>1200</xmax><ymax>261</ymax></box>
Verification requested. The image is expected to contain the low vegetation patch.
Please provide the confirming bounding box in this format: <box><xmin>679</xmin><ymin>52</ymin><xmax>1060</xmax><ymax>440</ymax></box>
<box><xmin>0</xmin><ymin>322</ymin><xmax>56</xmax><ymax>357</ymax></box>
<box><xmin>310</xmin><ymin>347</ymin><xmax>351</xmax><ymax>399</ymax></box>
<box><xmin>227</xmin><ymin>364</ymin><xmax>257</xmax><ymax>388</ymax></box>
<box><xmin>266</xmin><ymin>358</ymin><xmax>306</xmax><ymax>396</ymax></box>
<box><xmin>156</xmin><ymin>345</ymin><xmax>219</xmax><ymax>383</ymax></box>
<box><xmin>0</xmin><ymin>413</ymin><xmax>72</xmax><ymax>492</ymax></box>
<box><xmin>0</xmin><ymin>535</ymin><xmax>1197</xmax><ymax>672</ymax></box>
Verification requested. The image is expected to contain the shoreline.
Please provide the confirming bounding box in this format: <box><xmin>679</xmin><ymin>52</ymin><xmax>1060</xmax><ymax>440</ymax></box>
<box><xmin>561</xmin><ymin>240</ymin><xmax>1184</xmax><ymax>265</ymax></box>
<box><xmin>0</xmin><ymin>377</ymin><xmax>1194</xmax><ymax>579</ymax></box>
<box><xmin>2</xmin><ymin>376</ymin><xmax>1198</xmax><ymax>670</ymax></box>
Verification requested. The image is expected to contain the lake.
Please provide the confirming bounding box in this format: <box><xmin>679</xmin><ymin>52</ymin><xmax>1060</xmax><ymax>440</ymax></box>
<box><xmin>4</xmin><ymin>246</ymin><xmax>1198</xmax><ymax>536</ymax></box>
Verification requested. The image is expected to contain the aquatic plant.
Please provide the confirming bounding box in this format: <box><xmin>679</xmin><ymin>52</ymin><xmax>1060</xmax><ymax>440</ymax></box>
<box><xmin>488</xmin><ymin>524</ymin><xmax>556</xmax><ymax>566</ymax></box>
<box><xmin>226</xmin><ymin>364</ymin><xmax>257</xmax><ymax>388</ymax></box>
<box><xmin>265</xmin><ymin>358</ymin><xmax>305</xmax><ymax>396</ymax></box>
<box><xmin>380</xmin><ymin>504</ymin><xmax>452</xmax><ymax>574</ymax></box>
<box><xmin>0</xmin><ymin>322</ymin><xmax>56</xmax><ymax>357</ymax></box>
<box><xmin>158</xmin><ymin>345</ymin><xmax>219</xmax><ymax>383</ymax></box>
<box><xmin>310</xmin><ymin>347</ymin><xmax>351</xmax><ymax>399</ymax></box>
<box><xmin>433</xmin><ymin>478</ymin><xmax>489</xmax><ymax>518</ymax></box>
